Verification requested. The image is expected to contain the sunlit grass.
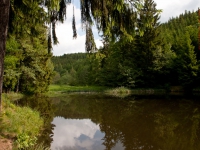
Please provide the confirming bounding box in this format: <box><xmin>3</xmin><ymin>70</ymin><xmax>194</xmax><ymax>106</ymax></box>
<box><xmin>48</xmin><ymin>84</ymin><xmax>107</xmax><ymax>93</ymax></box>
<box><xmin>1</xmin><ymin>94</ymin><xmax>44</xmax><ymax>149</ymax></box>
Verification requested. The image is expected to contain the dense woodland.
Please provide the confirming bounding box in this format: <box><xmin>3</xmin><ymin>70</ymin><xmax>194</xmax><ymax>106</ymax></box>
<box><xmin>52</xmin><ymin>8</ymin><xmax>200</xmax><ymax>90</ymax></box>
<box><xmin>2</xmin><ymin>0</ymin><xmax>200</xmax><ymax>93</ymax></box>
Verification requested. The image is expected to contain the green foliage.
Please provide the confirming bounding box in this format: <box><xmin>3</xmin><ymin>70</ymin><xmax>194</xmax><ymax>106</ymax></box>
<box><xmin>3</xmin><ymin>69</ymin><xmax>20</xmax><ymax>92</ymax></box>
<box><xmin>95</xmin><ymin>41</ymin><xmax>137</xmax><ymax>87</ymax></box>
<box><xmin>3</xmin><ymin>0</ymin><xmax>55</xmax><ymax>94</ymax></box>
<box><xmin>52</xmin><ymin>53</ymin><xmax>91</xmax><ymax>86</ymax></box>
<box><xmin>79</xmin><ymin>0</ymin><xmax>139</xmax><ymax>40</ymax></box>
<box><xmin>133</xmin><ymin>0</ymin><xmax>165</xmax><ymax>87</ymax></box>
<box><xmin>4</xmin><ymin>26</ymin><xmax>54</xmax><ymax>94</ymax></box>
<box><xmin>93</xmin><ymin>0</ymin><xmax>165</xmax><ymax>88</ymax></box>
<box><xmin>152</xmin><ymin>46</ymin><xmax>176</xmax><ymax>71</ymax></box>
<box><xmin>9</xmin><ymin>0</ymin><xmax>47</xmax><ymax>38</ymax></box>
<box><xmin>4</xmin><ymin>0</ymin><xmax>199</xmax><ymax>101</ymax></box>
<box><xmin>16</xmin><ymin>133</ymin><xmax>37</xmax><ymax>149</ymax></box>
<box><xmin>2</xmin><ymin>105</ymin><xmax>43</xmax><ymax>136</ymax></box>
<box><xmin>51</xmin><ymin>4</ymin><xmax>200</xmax><ymax>90</ymax></box>
<box><xmin>173</xmin><ymin>31</ymin><xmax>199</xmax><ymax>87</ymax></box>
<box><xmin>160</xmin><ymin>10</ymin><xmax>200</xmax><ymax>88</ymax></box>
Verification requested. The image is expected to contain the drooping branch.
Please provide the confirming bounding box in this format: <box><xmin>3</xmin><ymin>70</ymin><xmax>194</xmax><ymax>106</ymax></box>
<box><xmin>52</xmin><ymin>22</ymin><xmax>59</xmax><ymax>45</ymax></box>
<box><xmin>48</xmin><ymin>27</ymin><xmax>52</xmax><ymax>53</ymax></box>
<box><xmin>72</xmin><ymin>6</ymin><xmax>77</xmax><ymax>39</ymax></box>
<box><xmin>85</xmin><ymin>22</ymin><xmax>97</xmax><ymax>53</ymax></box>
<box><xmin>47</xmin><ymin>0</ymin><xmax>141</xmax><ymax>52</ymax></box>
<box><xmin>58</xmin><ymin>0</ymin><xmax>68</xmax><ymax>23</ymax></box>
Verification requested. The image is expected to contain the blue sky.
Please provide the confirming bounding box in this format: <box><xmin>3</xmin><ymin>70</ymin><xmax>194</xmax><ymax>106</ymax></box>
<box><xmin>52</xmin><ymin>0</ymin><xmax>200</xmax><ymax>56</ymax></box>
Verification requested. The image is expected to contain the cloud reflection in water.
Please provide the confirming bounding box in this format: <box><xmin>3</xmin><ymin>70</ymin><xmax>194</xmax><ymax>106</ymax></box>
<box><xmin>51</xmin><ymin>117</ymin><xmax>105</xmax><ymax>150</ymax></box>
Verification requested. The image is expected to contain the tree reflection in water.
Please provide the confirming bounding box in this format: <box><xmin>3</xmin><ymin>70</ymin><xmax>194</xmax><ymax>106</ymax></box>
<box><xmin>17</xmin><ymin>95</ymin><xmax>56</xmax><ymax>148</ymax></box>
<box><xmin>18</xmin><ymin>94</ymin><xmax>200</xmax><ymax>150</ymax></box>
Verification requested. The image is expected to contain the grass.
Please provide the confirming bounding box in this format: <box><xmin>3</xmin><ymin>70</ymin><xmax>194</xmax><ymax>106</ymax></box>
<box><xmin>47</xmin><ymin>84</ymin><xmax>108</xmax><ymax>96</ymax></box>
<box><xmin>48</xmin><ymin>85</ymin><xmax>165</xmax><ymax>97</ymax></box>
<box><xmin>0</xmin><ymin>93</ymin><xmax>44</xmax><ymax>149</ymax></box>
<box><xmin>105</xmin><ymin>86</ymin><xmax>132</xmax><ymax>98</ymax></box>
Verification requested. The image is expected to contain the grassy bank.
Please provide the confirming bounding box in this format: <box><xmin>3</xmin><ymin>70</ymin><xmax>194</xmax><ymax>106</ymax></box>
<box><xmin>48</xmin><ymin>85</ymin><xmax>168</xmax><ymax>96</ymax></box>
<box><xmin>47</xmin><ymin>84</ymin><xmax>108</xmax><ymax>96</ymax></box>
<box><xmin>0</xmin><ymin>93</ymin><xmax>45</xmax><ymax>149</ymax></box>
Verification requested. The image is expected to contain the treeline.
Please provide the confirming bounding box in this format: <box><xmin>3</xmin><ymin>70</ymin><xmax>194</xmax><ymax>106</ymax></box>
<box><xmin>52</xmin><ymin>53</ymin><xmax>91</xmax><ymax>85</ymax></box>
<box><xmin>52</xmin><ymin>8</ymin><xmax>200</xmax><ymax>90</ymax></box>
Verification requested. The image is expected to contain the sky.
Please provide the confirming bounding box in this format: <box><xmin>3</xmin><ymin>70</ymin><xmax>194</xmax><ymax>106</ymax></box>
<box><xmin>52</xmin><ymin>0</ymin><xmax>200</xmax><ymax>56</ymax></box>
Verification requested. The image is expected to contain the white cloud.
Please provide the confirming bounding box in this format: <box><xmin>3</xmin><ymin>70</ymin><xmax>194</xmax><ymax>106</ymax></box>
<box><xmin>155</xmin><ymin>0</ymin><xmax>200</xmax><ymax>22</ymax></box>
<box><xmin>95</xmin><ymin>39</ymin><xmax>103</xmax><ymax>49</ymax></box>
<box><xmin>53</xmin><ymin>0</ymin><xmax>200</xmax><ymax>55</ymax></box>
<box><xmin>52</xmin><ymin>4</ymin><xmax>86</xmax><ymax>56</ymax></box>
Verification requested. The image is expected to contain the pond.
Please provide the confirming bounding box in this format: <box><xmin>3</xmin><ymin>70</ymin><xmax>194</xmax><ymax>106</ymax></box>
<box><xmin>19</xmin><ymin>93</ymin><xmax>200</xmax><ymax>150</ymax></box>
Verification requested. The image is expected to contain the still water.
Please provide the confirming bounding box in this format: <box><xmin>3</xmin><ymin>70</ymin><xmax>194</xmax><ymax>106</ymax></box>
<box><xmin>51</xmin><ymin>118</ymin><xmax>108</xmax><ymax>150</ymax></box>
<box><xmin>19</xmin><ymin>93</ymin><xmax>200</xmax><ymax>150</ymax></box>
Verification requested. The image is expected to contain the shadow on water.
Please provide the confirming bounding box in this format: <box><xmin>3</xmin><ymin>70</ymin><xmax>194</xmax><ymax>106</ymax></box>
<box><xmin>18</xmin><ymin>93</ymin><xmax>200</xmax><ymax>150</ymax></box>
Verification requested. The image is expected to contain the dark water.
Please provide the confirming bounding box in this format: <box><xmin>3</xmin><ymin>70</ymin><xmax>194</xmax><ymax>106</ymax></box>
<box><xmin>19</xmin><ymin>93</ymin><xmax>200</xmax><ymax>150</ymax></box>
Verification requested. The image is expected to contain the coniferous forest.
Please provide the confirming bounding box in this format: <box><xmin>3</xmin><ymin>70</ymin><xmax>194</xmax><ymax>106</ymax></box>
<box><xmin>52</xmin><ymin>8</ymin><xmax>200</xmax><ymax>90</ymax></box>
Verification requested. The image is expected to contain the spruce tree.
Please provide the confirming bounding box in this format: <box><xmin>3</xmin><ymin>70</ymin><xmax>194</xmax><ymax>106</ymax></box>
<box><xmin>173</xmin><ymin>31</ymin><xmax>198</xmax><ymax>88</ymax></box>
<box><xmin>134</xmin><ymin>0</ymin><xmax>163</xmax><ymax>87</ymax></box>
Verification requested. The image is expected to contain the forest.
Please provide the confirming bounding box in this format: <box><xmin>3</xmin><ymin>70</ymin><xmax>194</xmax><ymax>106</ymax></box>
<box><xmin>2</xmin><ymin>0</ymin><xmax>200</xmax><ymax>94</ymax></box>
<box><xmin>52</xmin><ymin>9</ymin><xmax>200</xmax><ymax>90</ymax></box>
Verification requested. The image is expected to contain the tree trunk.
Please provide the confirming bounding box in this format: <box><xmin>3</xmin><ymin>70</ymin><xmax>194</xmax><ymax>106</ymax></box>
<box><xmin>198</xmin><ymin>9</ymin><xmax>200</xmax><ymax>51</ymax></box>
<box><xmin>0</xmin><ymin>0</ymin><xmax>10</xmax><ymax>112</ymax></box>
<box><xmin>16</xmin><ymin>77</ymin><xmax>19</xmax><ymax>93</ymax></box>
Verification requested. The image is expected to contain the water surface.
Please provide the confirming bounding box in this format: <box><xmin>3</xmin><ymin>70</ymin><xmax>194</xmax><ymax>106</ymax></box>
<box><xmin>19</xmin><ymin>94</ymin><xmax>200</xmax><ymax>150</ymax></box>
